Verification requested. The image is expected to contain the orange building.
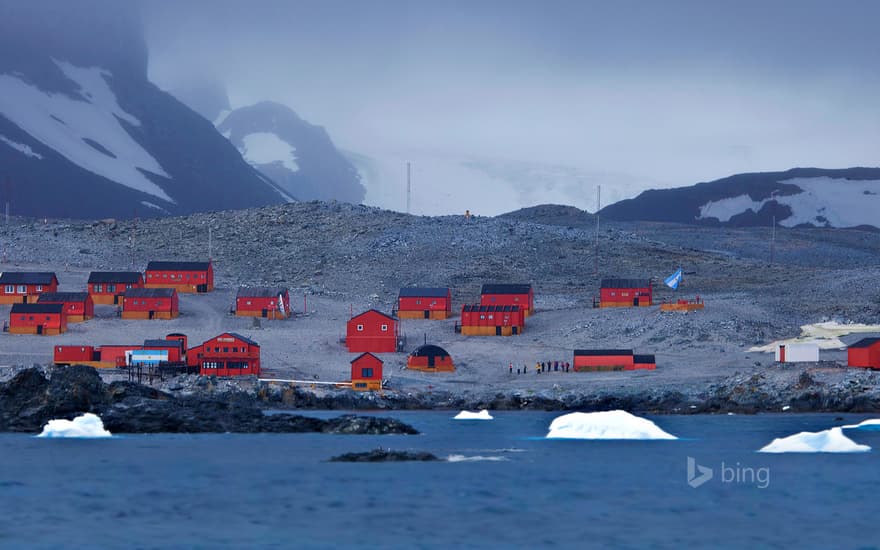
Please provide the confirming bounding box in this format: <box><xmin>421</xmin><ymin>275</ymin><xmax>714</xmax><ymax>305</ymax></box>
<box><xmin>8</xmin><ymin>303</ymin><xmax>67</xmax><ymax>335</ymax></box>
<box><xmin>144</xmin><ymin>261</ymin><xmax>213</xmax><ymax>293</ymax></box>
<box><xmin>0</xmin><ymin>272</ymin><xmax>59</xmax><ymax>304</ymax></box>
<box><xmin>351</xmin><ymin>352</ymin><xmax>383</xmax><ymax>390</ymax></box>
<box><xmin>87</xmin><ymin>271</ymin><xmax>144</xmax><ymax>305</ymax></box>
<box><xmin>36</xmin><ymin>292</ymin><xmax>94</xmax><ymax>322</ymax></box>
<box><xmin>406</xmin><ymin>344</ymin><xmax>455</xmax><ymax>372</ymax></box>
<box><xmin>122</xmin><ymin>288</ymin><xmax>179</xmax><ymax>319</ymax></box>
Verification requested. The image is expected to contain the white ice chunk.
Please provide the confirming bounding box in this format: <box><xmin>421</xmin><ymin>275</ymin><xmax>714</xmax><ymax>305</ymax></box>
<box><xmin>759</xmin><ymin>427</ymin><xmax>870</xmax><ymax>453</ymax></box>
<box><xmin>37</xmin><ymin>413</ymin><xmax>112</xmax><ymax>438</ymax></box>
<box><xmin>842</xmin><ymin>419</ymin><xmax>880</xmax><ymax>430</ymax></box>
<box><xmin>453</xmin><ymin>410</ymin><xmax>493</xmax><ymax>420</ymax></box>
<box><xmin>546</xmin><ymin>410</ymin><xmax>677</xmax><ymax>440</ymax></box>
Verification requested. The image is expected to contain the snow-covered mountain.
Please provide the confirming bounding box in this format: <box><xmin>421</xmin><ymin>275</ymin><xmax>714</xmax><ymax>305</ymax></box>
<box><xmin>0</xmin><ymin>1</ymin><xmax>290</xmax><ymax>219</ymax></box>
<box><xmin>215</xmin><ymin>102</ymin><xmax>365</xmax><ymax>204</ymax></box>
<box><xmin>600</xmin><ymin>168</ymin><xmax>880</xmax><ymax>230</ymax></box>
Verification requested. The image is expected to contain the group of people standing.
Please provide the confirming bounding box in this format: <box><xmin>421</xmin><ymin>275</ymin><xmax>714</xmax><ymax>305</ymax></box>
<box><xmin>508</xmin><ymin>361</ymin><xmax>570</xmax><ymax>375</ymax></box>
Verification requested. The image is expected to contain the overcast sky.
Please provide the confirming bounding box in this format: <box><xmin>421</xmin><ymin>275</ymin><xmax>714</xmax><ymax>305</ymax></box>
<box><xmin>143</xmin><ymin>0</ymin><xmax>880</xmax><ymax>209</ymax></box>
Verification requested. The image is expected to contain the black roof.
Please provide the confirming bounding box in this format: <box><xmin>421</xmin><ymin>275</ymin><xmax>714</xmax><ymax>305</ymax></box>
<box><xmin>573</xmin><ymin>349</ymin><xmax>634</xmax><ymax>356</ymax></box>
<box><xmin>0</xmin><ymin>272</ymin><xmax>57</xmax><ymax>285</ymax></box>
<box><xmin>236</xmin><ymin>287</ymin><xmax>288</xmax><ymax>298</ymax></box>
<box><xmin>462</xmin><ymin>304</ymin><xmax>520</xmax><ymax>313</ymax></box>
<box><xmin>481</xmin><ymin>283</ymin><xmax>532</xmax><ymax>295</ymax></box>
<box><xmin>634</xmin><ymin>354</ymin><xmax>656</xmax><ymax>364</ymax></box>
<box><xmin>143</xmin><ymin>339</ymin><xmax>182</xmax><ymax>348</ymax></box>
<box><xmin>351</xmin><ymin>352</ymin><xmax>382</xmax><ymax>364</ymax></box>
<box><xmin>849</xmin><ymin>337</ymin><xmax>880</xmax><ymax>349</ymax></box>
<box><xmin>226</xmin><ymin>332</ymin><xmax>260</xmax><ymax>347</ymax></box>
<box><xmin>601</xmin><ymin>278</ymin><xmax>651</xmax><ymax>289</ymax></box>
<box><xmin>409</xmin><ymin>344</ymin><xmax>451</xmax><ymax>358</ymax></box>
<box><xmin>124</xmin><ymin>288</ymin><xmax>176</xmax><ymax>298</ymax></box>
<box><xmin>398</xmin><ymin>287</ymin><xmax>449</xmax><ymax>298</ymax></box>
<box><xmin>351</xmin><ymin>309</ymin><xmax>396</xmax><ymax>321</ymax></box>
<box><xmin>37</xmin><ymin>292</ymin><xmax>89</xmax><ymax>303</ymax></box>
<box><xmin>146</xmin><ymin>261</ymin><xmax>211</xmax><ymax>271</ymax></box>
<box><xmin>88</xmin><ymin>271</ymin><xmax>142</xmax><ymax>284</ymax></box>
<box><xmin>11</xmin><ymin>303</ymin><xmax>64</xmax><ymax>314</ymax></box>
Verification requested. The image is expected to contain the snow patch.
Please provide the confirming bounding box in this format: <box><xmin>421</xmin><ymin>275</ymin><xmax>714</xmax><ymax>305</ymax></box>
<box><xmin>749</xmin><ymin>321</ymin><xmax>880</xmax><ymax>352</ymax></box>
<box><xmin>842</xmin><ymin>419</ymin><xmax>880</xmax><ymax>430</ymax></box>
<box><xmin>759</xmin><ymin>427</ymin><xmax>869</xmax><ymax>453</ymax></box>
<box><xmin>37</xmin><ymin>413</ymin><xmax>112</xmax><ymax>438</ymax></box>
<box><xmin>240</xmin><ymin>132</ymin><xmax>299</xmax><ymax>172</ymax></box>
<box><xmin>454</xmin><ymin>409</ymin><xmax>493</xmax><ymax>420</ymax></box>
<box><xmin>546</xmin><ymin>410</ymin><xmax>677</xmax><ymax>440</ymax></box>
<box><xmin>214</xmin><ymin>109</ymin><xmax>231</xmax><ymax>126</ymax></box>
<box><xmin>0</xmin><ymin>60</ymin><xmax>173</xmax><ymax>202</ymax></box>
<box><xmin>0</xmin><ymin>135</ymin><xmax>42</xmax><ymax>159</ymax></box>
<box><xmin>698</xmin><ymin>194</ymin><xmax>766</xmax><ymax>222</ymax></box>
<box><xmin>447</xmin><ymin>454</ymin><xmax>509</xmax><ymax>462</ymax></box>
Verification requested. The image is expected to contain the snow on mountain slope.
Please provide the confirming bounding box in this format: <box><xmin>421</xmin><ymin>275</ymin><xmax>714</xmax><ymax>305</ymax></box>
<box><xmin>0</xmin><ymin>60</ymin><xmax>173</xmax><ymax>203</ymax></box>
<box><xmin>241</xmin><ymin>132</ymin><xmax>299</xmax><ymax>172</ymax></box>
<box><xmin>698</xmin><ymin>177</ymin><xmax>880</xmax><ymax>228</ymax></box>
<box><xmin>0</xmin><ymin>135</ymin><xmax>42</xmax><ymax>159</ymax></box>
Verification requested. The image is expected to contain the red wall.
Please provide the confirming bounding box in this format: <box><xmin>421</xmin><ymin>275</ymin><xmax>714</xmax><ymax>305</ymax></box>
<box><xmin>146</xmin><ymin>266</ymin><xmax>213</xmax><ymax>289</ymax></box>
<box><xmin>9</xmin><ymin>311</ymin><xmax>66</xmax><ymax>331</ymax></box>
<box><xmin>54</xmin><ymin>345</ymin><xmax>96</xmax><ymax>363</ymax></box>
<box><xmin>480</xmin><ymin>290</ymin><xmax>533</xmax><ymax>312</ymax></box>
<box><xmin>460</xmin><ymin>306</ymin><xmax>524</xmax><ymax>328</ymax></box>
<box><xmin>195</xmin><ymin>334</ymin><xmax>261</xmax><ymax>376</ymax></box>
<box><xmin>848</xmin><ymin>346</ymin><xmax>880</xmax><ymax>368</ymax></box>
<box><xmin>123</xmin><ymin>293</ymin><xmax>179</xmax><ymax>313</ymax></box>
<box><xmin>351</xmin><ymin>353</ymin><xmax>384</xmax><ymax>381</ymax></box>
<box><xmin>346</xmin><ymin>310</ymin><xmax>398</xmax><ymax>353</ymax></box>
<box><xmin>398</xmin><ymin>294</ymin><xmax>451</xmax><ymax>312</ymax></box>
<box><xmin>40</xmin><ymin>297</ymin><xmax>94</xmax><ymax>318</ymax></box>
<box><xmin>236</xmin><ymin>292</ymin><xmax>290</xmax><ymax>314</ymax></box>
<box><xmin>90</xmin><ymin>279</ymin><xmax>144</xmax><ymax>297</ymax></box>
<box><xmin>1</xmin><ymin>281</ymin><xmax>58</xmax><ymax>299</ymax></box>
<box><xmin>573</xmin><ymin>354</ymin><xmax>634</xmax><ymax>369</ymax></box>
<box><xmin>600</xmin><ymin>286</ymin><xmax>653</xmax><ymax>305</ymax></box>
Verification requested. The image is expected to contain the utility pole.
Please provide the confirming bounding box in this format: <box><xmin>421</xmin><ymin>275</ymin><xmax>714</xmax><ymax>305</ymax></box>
<box><xmin>406</xmin><ymin>162</ymin><xmax>411</xmax><ymax>214</ymax></box>
<box><xmin>594</xmin><ymin>185</ymin><xmax>601</xmax><ymax>275</ymax></box>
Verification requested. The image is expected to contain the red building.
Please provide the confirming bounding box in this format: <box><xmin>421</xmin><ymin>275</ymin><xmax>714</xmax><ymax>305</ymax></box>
<box><xmin>599</xmin><ymin>279</ymin><xmax>653</xmax><ymax>308</ymax></box>
<box><xmin>460</xmin><ymin>304</ymin><xmax>524</xmax><ymax>336</ymax></box>
<box><xmin>187</xmin><ymin>332</ymin><xmax>260</xmax><ymax>376</ymax></box>
<box><xmin>87</xmin><ymin>271</ymin><xmax>144</xmax><ymax>305</ymax></box>
<box><xmin>8</xmin><ymin>303</ymin><xmax>67</xmax><ymax>335</ymax></box>
<box><xmin>235</xmin><ymin>287</ymin><xmax>291</xmax><ymax>319</ymax></box>
<box><xmin>480</xmin><ymin>284</ymin><xmax>534</xmax><ymax>316</ymax></box>
<box><xmin>37</xmin><ymin>292</ymin><xmax>94</xmax><ymax>322</ymax></box>
<box><xmin>0</xmin><ymin>272</ymin><xmax>59</xmax><ymax>304</ymax></box>
<box><xmin>351</xmin><ymin>352</ymin><xmax>383</xmax><ymax>390</ymax></box>
<box><xmin>572</xmin><ymin>349</ymin><xmax>656</xmax><ymax>371</ymax></box>
<box><xmin>122</xmin><ymin>288</ymin><xmax>179</xmax><ymax>319</ymax></box>
<box><xmin>54</xmin><ymin>334</ymin><xmax>188</xmax><ymax>369</ymax></box>
<box><xmin>346</xmin><ymin>309</ymin><xmax>399</xmax><ymax>353</ymax></box>
<box><xmin>144</xmin><ymin>261</ymin><xmax>213</xmax><ymax>293</ymax></box>
<box><xmin>397</xmin><ymin>287</ymin><xmax>452</xmax><ymax>319</ymax></box>
<box><xmin>407</xmin><ymin>344</ymin><xmax>455</xmax><ymax>372</ymax></box>
<box><xmin>848</xmin><ymin>338</ymin><xmax>880</xmax><ymax>369</ymax></box>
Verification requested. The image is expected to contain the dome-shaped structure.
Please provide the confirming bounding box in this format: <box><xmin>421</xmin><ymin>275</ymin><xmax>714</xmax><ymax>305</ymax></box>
<box><xmin>407</xmin><ymin>344</ymin><xmax>455</xmax><ymax>372</ymax></box>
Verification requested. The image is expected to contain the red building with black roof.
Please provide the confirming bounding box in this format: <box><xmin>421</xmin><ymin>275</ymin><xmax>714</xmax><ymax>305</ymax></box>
<box><xmin>87</xmin><ymin>271</ymin><xmax>144</xmax><ymax>305</ymax></box>
<box><xmin>351</xmin><ymin>352</ymin><xmax>383</xmax><ymax>390</ymax></box>
<box><xmin>572</xmin><ymin>349</ymin><xmax>656</xmax><ymax>371</ymax></box>
<box><xmin>235</xmin><ymin>287</ymin><xmax>291</xmax><ymax>319</ymax></box>
<box><xmin>599</xmin><ymin>279</ymin><xmax>653</xmax><ymax>308</ymax></box>
<box><xmin>480</xmin><ymin>283</ymin><xmax>534</xmax><ymax>316</ymax></box>
<box><xmin>122</xmin><ymin>288</ymin><xmax>179</xmax><ymax>319</ymax></box>
<box><xmin>460</xmin><ymin>304</ymin><xmax>524</xmax><ymax>336</ymax></box>
<box><xmin>145</xmin><ymin>261</ymin><xmax>213</xmax><ymax>293</ymax></box>
<box><xmin>0</xmin><ymin>272</ymin><xmax>59</xmax><ymax>304</ymax></box>
<box><xmin>36</xmin><ymin>292</ymin><xmax>94</xmax><ymax>322</ymax></box>
<box><xmin>397</xmin><ymin>287</ymin><xmax>452</xmax><ymax>319</ymax></box>
<box><xmin>848</xmin><ymin>338</ymin><xmax>880</xmax><ymax>369</ymax></box>
<box><xmin>187</xmin><ymin>332</ymin><xmax>260</xmax><ymax>376</ymax></box>
<box><xmin>8</xmin><ymin>303</ymin><xmax>67</xmax><ymax>335</ymax></box>
<box><xmin>346</xmin><ymin>309</ymin><xmax>399</xmax><ymax>353</ymax></box>
<box><xmin>407</xmin><ymin>344</ymin><xmax>455</xmax><ymax>372</ymax></box>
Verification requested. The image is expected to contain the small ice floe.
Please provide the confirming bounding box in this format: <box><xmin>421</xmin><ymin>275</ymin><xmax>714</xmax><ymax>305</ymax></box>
<box><xmin>782</xmin><ymin>406</ymin><xmax>791</xmax><ymax>411</ymax></box>
<box><xmin>842</xmin><ymin>419</ymin><xmax>880</xmax><ymax>430</ymax></box>
<box><xmin>758</xmin><ymin>427</ymin><xmax>870</xmax><ymax>453</ymax></box>
<box><xmin>545</xmin><ymin>410</ymin><xmax>677</xmax><ymax>440</ymax></box>
<box><xmin>447</xmin><ymin>454</ymin><xmax>509</xmax><ymax>462</ymax></box>
<box><xmin>453</xmin><ymin>410</ymin><xmax>493</xmax><ymax>420</ymax></box>
<box><xmin>37</xmin><ymin>413</ymin><xmax>112</xmax><ymax>438</ymax></box>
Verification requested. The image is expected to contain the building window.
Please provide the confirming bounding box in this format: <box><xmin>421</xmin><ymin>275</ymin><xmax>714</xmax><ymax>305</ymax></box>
<box><xmin>36</xmin><ymin>285</ymin><xmax>43</xmax><ymax>292</ymax></box>
<box><xmin>416</xmin><ymin>299</ymin><xmax>422</xmax><ymax>305</ymax></box>
<box><xmin>610</xmin><ymin>291</ymin><xmax>616</xmax><ymax>297</ymax></box>
<box><xmin>17</xmin><ymin>285</ymin><xmax>26</xmax><ymax>293</ymax></box>
<box><xmin>28</xmin><ymin>316</ymin><xmax>34</xmax><ymax>321</ymax></box>
<box><xmin>223</xmin><ymin>347</ymin><xmax>229</xmax><ymax>353</ymax></box>
<box><xmin>45</xmin><ymin>316</ymin><xmax>51</xmax><ymax>321</ymax></box>
<box><xmin>488</xmin><ymin>315</ymin><xmax>494</xmax><ymax>320</ymax></box>
<box><xmin>163</xmin><ymin>274</ymin><xmax>168</xmax><ymax>279</ymax></box>
<box><xmin>107</xmin><ymin>284</ymin><xmax>116</xmax><ymax>292</ymax></box>
<box><xmin>380</xmin><ymin>324</ymin><xmax>388</xmax><ymax>331</ymax></box>
<box><xmin>246</xmin><ymin>300</ymin><xmax>252</xmax><ymax>305</ymax></box>
<box><xmin>126</xmin><ymin>284</ymin><xmax>132</xmax><ymax>289</ymax></box>
<box><xmin>357</xmin><ymin>324</ymin><xmax>364</xmax><ymax>331</ymax></box>
<box><xmin>94</xmin><ymin>284</ymin><xmax>103</xmax><ymax>292</ymax></box>
<box><xmin>480</xmin><ymin>315</ymin><xmax>485</xmax><ymax>320</ymax></box>
<box><xmin>361</xmin><ymin>368</ymin><xmax>374</xmax><ymax>377</ymax></box>
<box><xmin>4</xmin><ymin>285</ymin><xmax>13</xmax><ymax>293</ymax></box>
<box><xmin>355</xmin><ymin>382</ymin><xmax>367</xmax><ymax>388</ymax></box>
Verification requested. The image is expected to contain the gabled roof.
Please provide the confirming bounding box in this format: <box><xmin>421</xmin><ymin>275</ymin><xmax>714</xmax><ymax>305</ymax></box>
<box><xmin>600</xmin><ymin>278</ymin><xmax>651</xmax><ymax>289</ymax></box>
<box><xmin>225</xmin><ymin>332</ymin><xmax>260</xmax><ymax>347</ymax></box>
<box><xmin>462</xmin><ymin>304</ymin><xmax>520</xmax><ymax>313</ymax></box>
<box><xmin>124</xmin><ymin>288</ymin><xmax>176</xmax><ymax>298</ymax></box>
<box><xmin>236</xmin><ymin>287</ymin><xmax>288</xmax><ymax>298</ymax></box>
<box><xmin>37</xmin><ymin>292</ymin><xmax>90</xmax><ymax>303</ymax></box>
<box><xmin>0</xmin><ymin>272</ymin><xmax>57</xmax><ymax>285</ymax></box>
<box><xmin>88</xmin><ymin>271</ymin><xmax>143</xmax><ymax>284</ymax></box>
<box><xmin>409</xmin><ymin>344</ymin><xmax>450</xmax><ymax>358</ymax></box>
<box><xmin>11</xmin><ymin>303</ymin><xmax>64</xmax><ymax>314</ymax></box>
<box><xmin>573</xmin><ymin>349</ymin><xmax>634</xmax><ymax>356</ymax></box>
<box><xmin>849</xmin><ymin>337</ymin><xmax>880</xmax><ymax>349</ymax></box>
<box><xmin>481</xmin><ymin>283</ymin><xmax>532</xmax><ymax>295</ymax></box>
<box><xmin>398</xmin><ymin>287</ymin><xmax>449</xmax><ymax>298</ymax></box>
<box><xmin>146</xmin><ymin>261</ymin><xmax>211</xmax><ymax>272</ymax></box>
<box><xmin>351</xmin><ymin>352</ymin><xmax>383</xmax><ymax>364</ymax></box>
<box><xmin>350</xmin><ymin>309</ymin><xmax>396</xmax><ymax>322</ymax></box>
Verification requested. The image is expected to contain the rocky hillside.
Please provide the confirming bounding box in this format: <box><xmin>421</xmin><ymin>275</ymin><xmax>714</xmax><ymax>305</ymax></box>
<box><xmin>601</xmin><ymin>167</ymin><xmax>880</xmax><ymax>230</ymax></box>
<box><xmin>0</xmin><ymin>1</ymin><xmax>290</xmax><ymax>219</ymax></box>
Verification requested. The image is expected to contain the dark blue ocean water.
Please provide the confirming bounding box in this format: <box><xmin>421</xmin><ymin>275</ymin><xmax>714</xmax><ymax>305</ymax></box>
<box><xmin>1</xmin><ymin>412</ymin><xmax>879</xmax><ymax>549</ymax></box>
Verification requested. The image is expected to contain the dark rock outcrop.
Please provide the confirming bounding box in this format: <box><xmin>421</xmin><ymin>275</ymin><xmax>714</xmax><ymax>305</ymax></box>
<box><xmin>329</xmin><ymin>449</ymin><xmax>440</xmax><ymax>462</ymax></box>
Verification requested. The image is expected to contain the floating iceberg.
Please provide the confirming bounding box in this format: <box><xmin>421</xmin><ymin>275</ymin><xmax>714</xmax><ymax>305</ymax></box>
<box><xmin>546</xmin><ymin>410</ymin><xmax>677</xmax><ymax>440</ymax></box>
<box><xmin>759</xmin><ymin>427</ymin><xmax>870</xmax><ymax>453</ymax></box>
<box><xmin>842</xmin><ymin>419</ymin><xmax>880</xmax><ymax>430</ymax></box>
<box><xmin>454</xmin><ymin>410</ymin><xmax>494</xmax><ymax>420</ymax></box>
<box><xmin>447</xmin><ymin>454</ymin><xmax>509</xmax><ymax>462</ymax></box>
<box><xmin>37</xmin><ymin>413</ymin><xmax>112</xmax><ymax>438</ymax></box>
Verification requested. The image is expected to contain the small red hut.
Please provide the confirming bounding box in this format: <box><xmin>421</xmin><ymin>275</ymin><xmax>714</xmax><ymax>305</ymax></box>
<box><xmin>187</xmin><ymin>332</ymin><xmax>261</xmax><ymax>376</ymax></box>
<box><xmin>599</xmin><ymin>279</ymin><xmax>653</xmax><ymax>308</ymax></box>
<box><xmin>351</xmin><ymin>352</ymin><xmax>383</xmax><ymax>390</ymax></box>
<box><xmin>87</xmin><ymin>271</ymin><xmax>144</xmax><ymax>305</ymax></box>
<box><xmin>572</xmin><ymin>349</ymin><xmax>656</xmax><ymax>371</ymax></box>
<box><xmin>480</xmin><ymin>284</ymin><xmax>534</xmax><ymax>316</ymax></box>
<box><xmin>460</xmin><ymin>304</ymin><xmax>524</xmax><ymax>336</ymax></box>
<box><xmin>0</xmin><ymin>272</ymin><xmax>59</xmax><ymax>304</ymax></box>
<box><xmin>122</xmin><ymin>288</ymin><xmax>179</xmax><ymax>320</ymax></box>
<box><xmin>848</xmin><ymin>338</ymin><xmax>880</xmax><ymax>369</ymax></box>
<box><xmin>144</xmin><ymin>261</ymin><xmax>213</xmax><ymax>293</ymax></box>
<box><xmin>235</xmin><ymin>287</ymin><xmax>291</xmax><ymax>319</ymax></box>
<box><xmin>407</xmin><ymin>344</ymin><xmax>455</xmax><ymax>372</ymax></box>
<box><xmin>397</xmin><ymin>287</ymin><xmax>452</xmax><ymax>319</ymax></box>
<box><xmin>37</xmin><ymin>292</ymin><xmax>94</xmax><ymax>322</ymax></box>
<box><xmin>346</xmin><ymin>309</ymin><xmax>399</xmax><ymax>353</ymax></box>
<box><xmin>8</xmin><ymin>303</ymin><xmax>67</xmax><ymax>335</ymax></box>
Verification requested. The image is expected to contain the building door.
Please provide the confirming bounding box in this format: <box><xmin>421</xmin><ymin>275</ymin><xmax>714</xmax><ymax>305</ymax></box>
<box><xmin>496</xmin><ymin>326</ymin><xmax>502</xmax><ymax>336</ymax></box>
<box><xmin>114</xmin><ymin>295</ymin><xmax>120</xmax><ymax>305</ymax></box>
<box><xmin>633</xmin><ymin>297</ymin><xmax>639</xmax><ymax>306</ymax></box>
<box><xmin>21</xmin><ymin>296</ymin><xmax>27</xmax><ymax>304</ymax></box>
<box><xmin>779</xmin><ymin>345</ymin><xmax>786</xmax><ymax>363</ymax></box>
<box><xmin>428</xmin><ymin>355</ymin><xmax>435</xmax><ymax>367</ymax></box>
<box><xmin>197</xmin><ymin>284</ymin><xmax>207</xmax><ymax>293</ymax></box>
<box><xmin>512</xmin><ymin>326</ymin><xmax>518</xmax><ymax>335</ymax></box>
<box><xmin>36</xmin><ymin>325</ymin><xmax>43</xmax><ymax>335</ymax></box>
<box><xmin>261</xmin><ymin>309</ymin><xmax>268</xmax><ymax>318</ymax></box>
<box><xmin>149</xmin><ymin>311</ymin><xmax>155</xmax><ymax>320</ymax></box>
<box><xmin>424</xmin><ymin>310</ymin><xmax>430</xmax><ymax>319</ymax></box>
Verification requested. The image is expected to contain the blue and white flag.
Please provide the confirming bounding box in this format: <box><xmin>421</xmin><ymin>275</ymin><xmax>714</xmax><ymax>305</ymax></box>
<box><xmin>664</xmin><ymin>268</ymin><xmax>683</xmax><ymax>290</ymax></box>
